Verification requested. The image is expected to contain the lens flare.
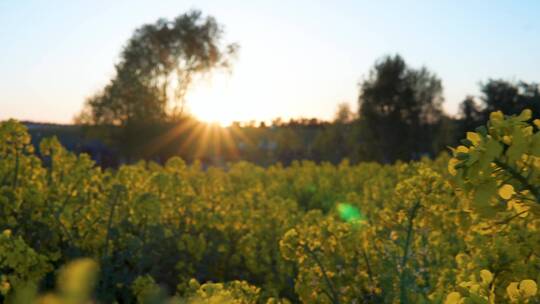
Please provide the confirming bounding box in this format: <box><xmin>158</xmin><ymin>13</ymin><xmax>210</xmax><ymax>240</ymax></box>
<box><xmin>337</xmin><ymin>203</ymin><xmax>366</xmax><ymax>226</ymax></box>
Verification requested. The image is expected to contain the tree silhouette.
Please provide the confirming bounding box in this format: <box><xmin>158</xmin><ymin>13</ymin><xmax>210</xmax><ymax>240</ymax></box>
<box><xmin>480</xmin><ymin>79</ymin><xmax>540</xmax><ymax>119</ymax></box>
<box><xmin>312</xmin><ymin>103</ymin><xmax>359</xmax><ymax>163</ymax></box>
<box><xmin>77</xmin><ymin>10</ymin><xmax>237</xmax><ymax>160</ymax></box>
<box><xmin>457</xmin><ymin>95</ymin><xmax>483</xmax><ymax>134</ymax></box>
<box><xmin>456</xmin><ymin>80</ymin><xmax>540</xmax><ymax>134</ymax></box>
<box><xmin>358</xmin><ymin>54</ymin><xmax>444</xmax><ymax>162</ymax></box>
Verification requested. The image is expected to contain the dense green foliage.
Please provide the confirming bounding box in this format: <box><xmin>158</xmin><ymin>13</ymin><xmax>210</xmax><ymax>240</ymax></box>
<box><xmin>1</xmin><ymin>110</ymin><xmax>539</xmax><ymax>303</ymax></box>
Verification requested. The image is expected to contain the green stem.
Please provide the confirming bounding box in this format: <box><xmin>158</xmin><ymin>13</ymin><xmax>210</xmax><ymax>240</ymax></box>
<box><xmin>103</xmin><ymin>187</ymin><xmax>120</xmax><ymax>258</ymax></box>
<box><xmin>492</xmin><ymin>210</ymin><xmax>529</xmax><ymax>227</ymax></box>
<box><xmin>494</xmin><ymin>159</ymin><xmax>540</xmax><ymax>203</ymax></box>
<box><xmin>304</xmin><ymin>245</ymin><xmax>340</xmax><ymax>304</ymax></box>
<box><xmin>361</xmin><ymin>247</ymin><xmax>375</xmax><ymax>284</ymax></box>
<box><xmin>399</xmin><ymin>201</ymin><xmax>421</xmax><ymax>304</ymax></box>
<box><xmin>12</xmin><ymin>145</ymin><xmax>20</xmax><ymax>189</ymax></box>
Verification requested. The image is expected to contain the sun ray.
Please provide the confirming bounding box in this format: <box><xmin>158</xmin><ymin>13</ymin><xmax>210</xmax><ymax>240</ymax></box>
<box><xmin>210</xmin><ymin>124</ymin><xmax>222</xmax><ymax>161</ymax></box>
<box><xmin>179</xmin><ymin>122</ymin><xmax>207</xmax><ymax>156</ymax></box>
<box><xmin>227</xmin><ymin>124</ymin><xmax>255</xmax><ymax>150</ymax></box>
<box><xmin>143</xmin><ymin>118</ymin><xmax>198</xmax><ymax>157</ymax></box>
<box><xmin>220</xmin><ymin>127</ymin><xmax>239</xmax><ymax>161</ymax></box>
<box><xmin>194</xmin><ymin>123</ymin><xmax>212</xmax><ymax>159</ymax></box>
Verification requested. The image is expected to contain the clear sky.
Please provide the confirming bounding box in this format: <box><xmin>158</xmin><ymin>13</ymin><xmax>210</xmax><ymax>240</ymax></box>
<box><xmin>1</xmin><ymin>0</ymin><xmax>539</xmax><ymax>125</ymax></box>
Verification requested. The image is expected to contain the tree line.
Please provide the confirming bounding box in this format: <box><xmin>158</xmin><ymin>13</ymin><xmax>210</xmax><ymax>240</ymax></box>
<box><xmin>74</xmin><ymin>10</ymin><xmax>540</xmax><ymax>166</ymax></box>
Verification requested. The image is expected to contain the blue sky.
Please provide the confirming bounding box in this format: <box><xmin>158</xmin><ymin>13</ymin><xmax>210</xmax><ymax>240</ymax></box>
<box><xmin>1</xmin><ymin>0</ymin><xmax>539</xmax><ymax>124</ymax></box>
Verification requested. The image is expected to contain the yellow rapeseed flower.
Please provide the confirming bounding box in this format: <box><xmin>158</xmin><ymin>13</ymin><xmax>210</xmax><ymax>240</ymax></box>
<box><xmin>490</xmin><ymin>111</ymin><xmax>504</xmax><ymax>121</ymax></box>
<box><xmin>519</xmin><ymin>280</ymin><xmax>537</xmax><ymax>298</ymax></box>
<box><xmin>444</xmin><ymin>292</ymin><xmax>461</xmax><ymax>304</ymax></box>
<box><xmin>456</xmin><ymin>146</ymin><xmax>469</xmax><ymax>153</ymax></box>
<box><xmin>498</xmin><ymin>184</ymin><xmax>515</xmax><ymax>200</ymax></box>
<box><xmin>448</xmin><ymin>158</ymin><xmax>459</xmax><ymax>176</ymax></box>
<box><xmin>467</xmin><ymin>132</ymin><xmax>481</xmax><ymax>146</ymax></box>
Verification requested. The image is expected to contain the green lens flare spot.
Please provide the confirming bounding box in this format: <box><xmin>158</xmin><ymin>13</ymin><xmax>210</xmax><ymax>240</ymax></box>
<box><xmin>337</xmin><ymin>203</ymin><xmax>365</xmax><ymax>225</ymax></box>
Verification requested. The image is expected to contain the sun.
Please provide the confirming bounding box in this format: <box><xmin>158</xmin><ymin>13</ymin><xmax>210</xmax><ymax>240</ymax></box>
<box><xmin>189</xmin><ymin>98</ymin><xmax>236</xmax><ymax>127</ymax></box>
<box><xmin>184</xmin><ymin>69</ymin><xmax>269</xmax><ymax>127</ymax></box>
<box><xmin>184</xmin><ymin>73</ymin><xmax>237</xmax><ymax>126</ymax></box>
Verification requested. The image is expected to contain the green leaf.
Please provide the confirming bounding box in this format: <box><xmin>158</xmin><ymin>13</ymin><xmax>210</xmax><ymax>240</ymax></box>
<box><xmin>478</xmin><ymin>139</ymin><xmax>503</xmax><ymax>172</ymax></box>
<box><xmin>507</xmin><ymin>127</ymin><xmax>527</xmax><ymax>164</ymax></box>
<box><xmin>473</xmin><ymin>180</ymin><xmax>497</xmax><ymax>218</ymax></box>
<box><xmin>475</xmin><ymin>125</ymin><xmax>488</xmax><ymax>136</ymax></box>
<box><xmin>530</xmin><ymin>132</ymin><xmax>540</xmax><ymax>157</ymax></box>
<box><xmin>461</xmin><ymin>139</ymin><xmax>473</xmax><ymax>146</ymax></box>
